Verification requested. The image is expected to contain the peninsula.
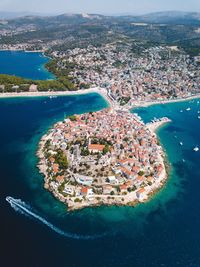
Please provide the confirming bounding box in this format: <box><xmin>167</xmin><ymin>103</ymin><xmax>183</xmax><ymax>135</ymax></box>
<box><xmin>37</xmin><ymin>92</ymin><xmax>171</xmax><ymax>211</ymax></box>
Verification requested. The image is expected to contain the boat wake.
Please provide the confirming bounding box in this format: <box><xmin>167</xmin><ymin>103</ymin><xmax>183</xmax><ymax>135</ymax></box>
<box><xmin>6</xmin><ymin>196</ymin><xmax>105</xmax><ymax>240</ymax></box>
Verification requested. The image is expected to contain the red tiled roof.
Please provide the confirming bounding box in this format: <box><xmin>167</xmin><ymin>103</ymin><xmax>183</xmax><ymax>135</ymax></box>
<box><xmin>53</xmin><ymin>164</ymin><xmax>59</xmax><ymax>173</ymax></box>
<box><xmin>120</xmin><ymin>184</ymin><xmax>128</xmax><ymax>190</ymax></box>
<box><xmin>120</xmin><ymin>167</ymin><xmax>133</xmax><ymax>176</ymax></box>
<box><xmin>137</xmin><ymin>188</ymin><xmax>146</xmax><ymax>194</ymax></box>
<box><xmin>81</xmin><ymin>187</ymin><xmax>89</xmax><ymax>194</ymax></box>
<box><xmin>88</xmin><ymin>144</ymin><xmax>105</xmax><ymax>151</ymax></box>
<box><xmin>56</xmin><ymin>175</ymin><xmax>64</xmax><ymax>182</ymax></box>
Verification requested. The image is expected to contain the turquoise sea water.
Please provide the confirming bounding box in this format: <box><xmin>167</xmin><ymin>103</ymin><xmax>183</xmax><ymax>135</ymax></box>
<box><xmin>1</xmin><ymin>52</ymin><xmax>200</xmax><ymax>266</ymax></box>
<box><xmin>2</xmin><ymin>95</ymin><xmax>200</xmax><ymax>266</ymax></box>
<box><xmin>0</xmin><ymin>51</ymin><xmax>54</xmax><ymax>80</ymax></box>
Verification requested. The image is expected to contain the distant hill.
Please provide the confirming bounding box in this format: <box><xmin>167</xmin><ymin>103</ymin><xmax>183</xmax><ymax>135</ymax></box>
<box><xmin>1</xmin><ymin>10</ymin><xmax>200</xmax><ymax>56</ymax></box>
<box><xmin>1</xmin><ymin>11</ymin><xmax>200</xmax><ymax>25</ymax></box>
<box><xmin>0</xmin><ymin>11</ymin><xmax>54</xmax><ymax>20</ymax></box>
<box><xmin>133</xmin><ymin>11</ymin><xmax>200</xmax><ymax>25</ymax></box>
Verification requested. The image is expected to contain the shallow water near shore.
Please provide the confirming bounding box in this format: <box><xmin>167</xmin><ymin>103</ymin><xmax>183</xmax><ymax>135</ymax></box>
<box><xmin>2</xmin><ymin>95</ymin><xmax>200</xmax><ymax>266</ymax></box>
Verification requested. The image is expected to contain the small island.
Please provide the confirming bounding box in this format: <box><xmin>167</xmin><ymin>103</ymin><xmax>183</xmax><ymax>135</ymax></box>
<box><xmin>37</xmin><ymin>98</ymin><xmax>171</xmax><ymax>211</ymax></box>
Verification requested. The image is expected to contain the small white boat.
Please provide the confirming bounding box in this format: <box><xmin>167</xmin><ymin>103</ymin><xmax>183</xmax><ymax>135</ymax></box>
<box><xmin>186</xmin><ymin>108</ymin><xmax>191</xmax><ymax>111</ymax></box>
<box><xmin>179</xmin><ymin>142</ymin><xmax>183</xmax><ymax>146</ymax></box>
<box><xmin>193</xmin><ymin>146</ymin><xmax>199</xmax><ymax>152</ymax></box>
<box><xmin>198</xmin><ymin>116</ymin><xmax>200</xmax><ymax>119</ymax></box>
<box><xmin>180</xmin><ymin>110</ymin><xmax>183</xmax><ymax>113</ymax></box>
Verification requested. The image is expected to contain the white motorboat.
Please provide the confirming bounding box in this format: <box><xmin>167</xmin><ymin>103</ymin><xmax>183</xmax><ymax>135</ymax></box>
<box><xmin>193</xmin><ymin>146</ymin><xmax>199</xmax><ymax>152</ymax></box>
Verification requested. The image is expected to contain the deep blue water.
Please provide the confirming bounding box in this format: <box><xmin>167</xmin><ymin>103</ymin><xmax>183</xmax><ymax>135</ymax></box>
<box><xmin>1</xmin><ymin>95</ymin><xmax>200</xmax><ymax>267</ymax></box>
<box><xmin>0</xmin><ymin>51</ymin><xmax>54</xmax><ymax>80</ymax></box>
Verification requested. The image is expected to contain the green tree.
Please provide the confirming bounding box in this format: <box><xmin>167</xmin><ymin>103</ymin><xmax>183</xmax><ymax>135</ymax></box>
<box><xmin>55</xmin><ymin>149</ymin><xmax>68</xmax><ymax>169</ymax></box>
<box><xmin>103</xmin><ymin>144</ymin><xmax>110</xmax><ymax>155</ymax></box>
<box><xmin>138</xmin><ymin>170</ymin><xmax>145</xmax><ymax>176</ymax></box>
<box><xmin>68</xmin><ymin>115</ymin><xmax>77</xmax><ymax>121</ymax></box>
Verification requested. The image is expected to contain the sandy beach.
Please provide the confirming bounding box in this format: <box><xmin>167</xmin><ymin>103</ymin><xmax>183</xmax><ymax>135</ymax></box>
<box><xmin>0</xmin><ymin>87</ymin><xmax>113</xmax><ymax>106</ymax></box>
<box><xmin>0</xmin><ymin>49</ymin><xmax>45</xmax><ymax>53</ymax></box>
<box><xmin>0</xmin><ymin>88</ymin><xmax>99</xmax><ymax>98</ymax></box>
<box><xmin>146</xmin><ymin>118</ymin><xmax>172</xmax><ymax>133</ymax></box>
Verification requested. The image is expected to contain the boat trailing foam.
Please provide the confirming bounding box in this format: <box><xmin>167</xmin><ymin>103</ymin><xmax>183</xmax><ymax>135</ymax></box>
<box><xmin>6</xmin><ymin>196</ymin><xmax>105</xmax><ymax>240</ymax></box>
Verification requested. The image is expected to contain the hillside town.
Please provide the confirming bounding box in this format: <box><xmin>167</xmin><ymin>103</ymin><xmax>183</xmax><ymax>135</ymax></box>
<box><xmin>0</xmin><ymin>41</ymin><xmax>200</xmax><ymax>106</ymax></box>
<box><xmin>50</xmin><ymin>43</ymin><xmax>200</xmax><ymax>106</ymax></box>
<box><xmin>37</xmin><ymin>105</ymin><xmax>170</xmax><ymax>211</ymax></box>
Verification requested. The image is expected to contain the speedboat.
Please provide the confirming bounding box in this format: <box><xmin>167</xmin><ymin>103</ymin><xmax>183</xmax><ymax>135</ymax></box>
<box><xmin>179</xmin><ymin>142</ymin><xmax>183</xmax><ymax>146</ymax></box>
<box><xmin>193</xmin><ymin>146</ymin><xmax>199</xmax><ymax>152</ymax></box>
<box><xmin>186</xmin><ymin>107</ymin><xmax>191</xmax><ymax>111</ymax></box>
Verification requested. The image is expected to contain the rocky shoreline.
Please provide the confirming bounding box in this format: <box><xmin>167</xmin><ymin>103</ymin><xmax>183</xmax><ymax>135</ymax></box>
<box><xmin>36</xmin><ymin>109</ymin><xmax>170</xmax><ymax>212</ymax></box>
